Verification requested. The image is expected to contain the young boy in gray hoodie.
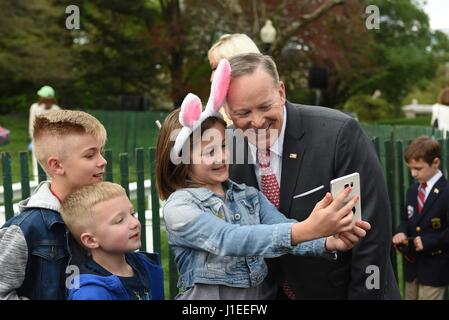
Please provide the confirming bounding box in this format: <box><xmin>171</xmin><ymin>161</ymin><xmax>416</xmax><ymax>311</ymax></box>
<box><xmin>0</xmin><ymin>110</ymin><xmax>107</xmax><ymax>299</ymax></box>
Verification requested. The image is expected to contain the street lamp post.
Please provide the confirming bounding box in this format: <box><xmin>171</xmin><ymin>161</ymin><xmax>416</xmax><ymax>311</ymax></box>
<box><xmin>260</xmin><ymin>20</ymin><xmax>276</xmax><ymax>54</ymax></box>
<box><xmin>308</xmin><ymin>66</ymin><xmax>328</xmax><ymax>106</ymax></box>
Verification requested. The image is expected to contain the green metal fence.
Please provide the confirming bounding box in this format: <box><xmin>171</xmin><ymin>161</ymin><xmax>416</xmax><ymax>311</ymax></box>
<box><xmin>1</xmin><ymin>127</ymin><xmax>448</xmax><ymax>299</ymax></box>
<box><xmin>1</xmin><ymin>148</ymin><xmax>179</xmax><ymax>300</ymax></box>
<box><xmin>89</xmin><ymin>110</ymin><xmax>168</xmax><ymax>159</ymax></box>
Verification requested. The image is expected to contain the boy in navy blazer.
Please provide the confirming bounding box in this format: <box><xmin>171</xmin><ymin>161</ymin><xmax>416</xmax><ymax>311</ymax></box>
<box><xmin>393</xmin><ymin>136</ymin><xmax>449</xmax><ymax>299</ymax></box>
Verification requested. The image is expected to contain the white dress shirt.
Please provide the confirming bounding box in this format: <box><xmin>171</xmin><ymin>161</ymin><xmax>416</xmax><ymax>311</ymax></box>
<box><xmin>422</xmin><ymin>170</ymin><xmax>442</xmax><ymax>201</ymax></box>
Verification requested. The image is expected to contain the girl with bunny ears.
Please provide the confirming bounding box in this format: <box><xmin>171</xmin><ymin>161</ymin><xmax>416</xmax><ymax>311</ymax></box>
<box><xmin>156</xmin><ymin>59</ymin><xmax>371</xmax><ymax>300</ymax></box>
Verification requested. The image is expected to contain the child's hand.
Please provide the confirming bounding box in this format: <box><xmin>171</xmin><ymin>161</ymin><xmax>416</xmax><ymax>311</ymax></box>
<box><xmin>325</xmin><ymin>220</ymin><xmax>371</xmax><ymax>252</ymax></box>
<box><xmin>392</xmin><ymin>232</ymin><xmax>408</xmax><ymax>245</ymax></box>
<box><xmin>291</xmin><ymin>187</ymin><xmax>359</xmax><ymax>244</ymax></box>
<box><xmin>309</xmin><ymin>187</ymin><xmax>359</xmax><ymax>236</ymax></box>
<box><xmin>413</xmin><ymin>236</ymin><xmax>424</xmax><ymax>251</ymax></box>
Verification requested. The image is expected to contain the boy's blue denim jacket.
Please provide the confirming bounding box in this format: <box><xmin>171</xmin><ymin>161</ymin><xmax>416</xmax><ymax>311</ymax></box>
<box><xmin>0</xmin><ymin>182</ymin><xmax>83</xmax><ymax>300</ymax></box>
<box><xmin>163</xmin><ymin>179</ymin><xmax>336</xmax><ymax>291</ymax></box>
<box><xmin>2</xmin><ymin>208</ymin><xmax>71</xmax><ymax>299</ymax></box>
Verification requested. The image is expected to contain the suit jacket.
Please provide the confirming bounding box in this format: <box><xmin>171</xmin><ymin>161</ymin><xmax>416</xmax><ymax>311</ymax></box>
<box><xmin>396</xmin><ymin>176</ymin><xmax>449</xmax><ymax>287</ymax></box>
<box><xmin>229</xmin><ymin>102</ymin><xmax>400</xmax><ymax>299</ymax></box>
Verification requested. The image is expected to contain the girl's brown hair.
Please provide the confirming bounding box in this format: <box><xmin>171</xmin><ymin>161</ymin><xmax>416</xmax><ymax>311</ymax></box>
<box><xmin>156</xmin><ymin>109</ymin><xmax>226</xmax><ymax>200</ymax></box>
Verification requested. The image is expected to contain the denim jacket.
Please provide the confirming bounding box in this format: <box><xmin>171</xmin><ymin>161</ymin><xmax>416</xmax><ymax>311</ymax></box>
<box><xmin>163</xmin><ymin>179</ymin><xmax>336</xmax><ymax>291</ymax></box>
<box><xmin>0</xmin><ymin>182</ymin><xmax>75</xmax><ymax>300</ymax></box>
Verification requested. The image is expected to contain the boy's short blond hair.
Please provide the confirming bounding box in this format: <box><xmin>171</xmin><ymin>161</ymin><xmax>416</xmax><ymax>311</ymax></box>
<box><xmin>33</xmin><ymin>110</ymin><xmax>107</xmax><ymax>173</ymax></box>
<box><xmin>60</xmin><ymin>182</ymin><xmax>127</xmax><ymax>240</ymax></box>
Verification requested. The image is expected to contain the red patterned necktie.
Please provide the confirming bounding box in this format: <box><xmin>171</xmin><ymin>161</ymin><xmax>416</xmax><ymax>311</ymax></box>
<box><xmin>417</xmin><ymin>182</ymin><xmax>427</xmax><ymax>214</ymax></box>
<box><xmin>257</xmin><ymin>149</ymin><xmax>280</xmax><ymax>208</ymax></box>
<box><xmin>257</xmin><ymin>148</ymin><xmax>296</xmax><ymax>300</ymax></box>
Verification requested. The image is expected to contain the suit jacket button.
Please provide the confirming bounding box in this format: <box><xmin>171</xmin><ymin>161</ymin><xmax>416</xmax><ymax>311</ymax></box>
<box><xmin>416</xmin><ymin>226</ymin><xmax>421</xmax><ymax>232</ymax></box>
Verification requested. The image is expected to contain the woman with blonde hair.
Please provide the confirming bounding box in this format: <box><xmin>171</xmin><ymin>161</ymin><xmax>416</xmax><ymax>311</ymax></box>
<box><xmin>208</xmin><ymin>34</ymin><xmax>260</xmax><ymax>125</ymax></box>
<box><xmin>208</xmin><ymin>34</ymin><xmax>260</xmax><ymax>73</ymax></box>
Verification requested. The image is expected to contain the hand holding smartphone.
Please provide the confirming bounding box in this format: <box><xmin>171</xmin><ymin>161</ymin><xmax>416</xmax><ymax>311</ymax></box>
<box><xmin>330</xmin><ymin>172</ymin><xmax>362</xmax><ymax>222</ymax></box>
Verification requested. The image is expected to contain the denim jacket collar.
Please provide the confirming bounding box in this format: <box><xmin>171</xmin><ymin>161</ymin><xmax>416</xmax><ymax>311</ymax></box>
<box><xmin>40</xmin><ymin>208</ymin><xmax>65</xmax><ymax>229</ymax></box>
<box><xmin>183</xmin><ymin>180</ymin><xmax>245</xmax><ymax>202</ymax></box>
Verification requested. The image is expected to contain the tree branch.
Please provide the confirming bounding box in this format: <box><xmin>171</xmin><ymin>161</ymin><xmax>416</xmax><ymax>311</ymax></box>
<box><xmin>271</xmin><ymin>0</ymin><xmax>345</xmax><ymax>57</ymax></box>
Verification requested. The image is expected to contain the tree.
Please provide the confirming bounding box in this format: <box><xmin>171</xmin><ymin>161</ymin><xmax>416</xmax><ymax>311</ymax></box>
<box><xmin>355</xmin><ymin>0</ymin><xmax>440</xmax><ymax>109</ymax></box>
<box><xmin>184</xmin><ymin>0</ymin><xmax>354</xmax><ymax>107</ymax></box>
<box><xmin>2</xmin><ymin>0</ymin><xmax>446</xmax><ymax>114</ymax></box>
<box><xmin>0</xmin><ymin>0</ymin><xmax>77</xmax><ymax>112</ymax></box>
<box><xmin>67</xmin><ymin>0</ymin><xmax>162</xmax><ymax>109</ymax></box>
<box><xmin>150</xmin><ymin>0</ymin><xmax>187</xmax><ymax>107</ymax></box>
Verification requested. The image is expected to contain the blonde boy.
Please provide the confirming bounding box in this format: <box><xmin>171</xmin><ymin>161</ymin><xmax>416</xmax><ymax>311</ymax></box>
<box><xmin>61</xmin><ymin>182</ymin><xmax>164</xmax><ymax>300</ymax></box>
<box><xmin>0</xmin><ymin>110</ymin><xmax>107</xmax><ymax>300</ymax></box>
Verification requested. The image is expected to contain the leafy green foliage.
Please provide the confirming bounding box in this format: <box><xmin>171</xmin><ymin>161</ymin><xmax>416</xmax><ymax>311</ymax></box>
<box><xmin>401</xmin><ymin>60</ymin><xmax>449</xmax><ymax>106</ymax></box>
<box><xmin>343</xmin><ymin>94</ymin><xmax>395</xmax><ymax>121</ymax></box>
<box><xmin>0</xmin><ymin>0</ymin><xmax>77</xmax><ymax>112</ymax></box>
<box><xmin>0</xmin><ymin>0</ymin><xmax>448</xmax><ymax>116</ymax></box>
<box><xmin>351</xmin><ymin>0</ymin><xmax>440</xmax><ymax>109</ymax></box>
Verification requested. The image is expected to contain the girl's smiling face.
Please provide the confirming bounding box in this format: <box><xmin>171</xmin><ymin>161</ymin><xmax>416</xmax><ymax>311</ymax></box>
<box><xmin>188</xmin><ymin>122</ymin><xmax>229</xmax><ymax>193</ymax></box>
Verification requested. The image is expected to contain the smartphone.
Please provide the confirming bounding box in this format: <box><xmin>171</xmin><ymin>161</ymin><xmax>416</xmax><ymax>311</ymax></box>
<box><xmin>330</xmin><ymin>172</ymin><xmax>362</xmax><ymax>222</ymax></box>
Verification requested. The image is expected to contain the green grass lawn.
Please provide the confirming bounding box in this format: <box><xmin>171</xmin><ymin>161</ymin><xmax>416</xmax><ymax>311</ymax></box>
<box><xmin>373</xmin><ymin>115</ymin><xmax>432</xmax><ymax>126</ymax></box>
<box><xmin>0</xmin><ymin>113</ymin><xmax>32</xmax><ymax>183</ymax></box>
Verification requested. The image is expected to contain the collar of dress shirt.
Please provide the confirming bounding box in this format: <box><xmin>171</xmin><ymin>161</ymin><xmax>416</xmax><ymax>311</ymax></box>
<box><xmin>424</xmin><ymin>169</ymin><xmax>442</xmax><ymax>197</ymax></box>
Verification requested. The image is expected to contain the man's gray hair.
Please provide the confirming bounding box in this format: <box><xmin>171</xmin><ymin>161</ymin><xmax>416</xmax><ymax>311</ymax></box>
<box><xmin>228</xmin><ymin>53</ymin><xmax>280</xmax><ymax>86</ymax></box>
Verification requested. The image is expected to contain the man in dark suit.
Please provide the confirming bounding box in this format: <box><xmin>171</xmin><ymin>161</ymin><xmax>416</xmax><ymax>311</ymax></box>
<box><xmin>392</xmin><ymin>136</ymin><xmax>449</xmax><ymax>299</ymax></box>
<box><xmin>225</xmin><ymin>53</ymin><xmax>400</xmax><ymax>299</ymax></box>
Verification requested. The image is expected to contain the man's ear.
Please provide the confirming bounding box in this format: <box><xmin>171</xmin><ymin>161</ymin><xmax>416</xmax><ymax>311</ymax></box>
<box><xmin>278</xmin><ymin>81</ymin><xmax>286</xmax><ymax>105</ymax></box>
<box><xmin>432</xmin><ymin>157</ymin><xmax>441</xmax><ymax>168</ymax></box>
<box><xmin>47</xmin><ymin>156</ymin><xmax>64</xmax><ymax>176</ymax></box>
<box><xmin>80</xmin><ymin>232</ymin><xmax>99</xmax><ymax>249</ymax></box>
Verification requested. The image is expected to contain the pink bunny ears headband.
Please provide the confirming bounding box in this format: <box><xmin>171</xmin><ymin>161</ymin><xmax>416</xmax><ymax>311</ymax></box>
<box><xmin>173</xmin><ymin>59</ymin><xmax>231</xmax><ymax>156</ymax></box>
